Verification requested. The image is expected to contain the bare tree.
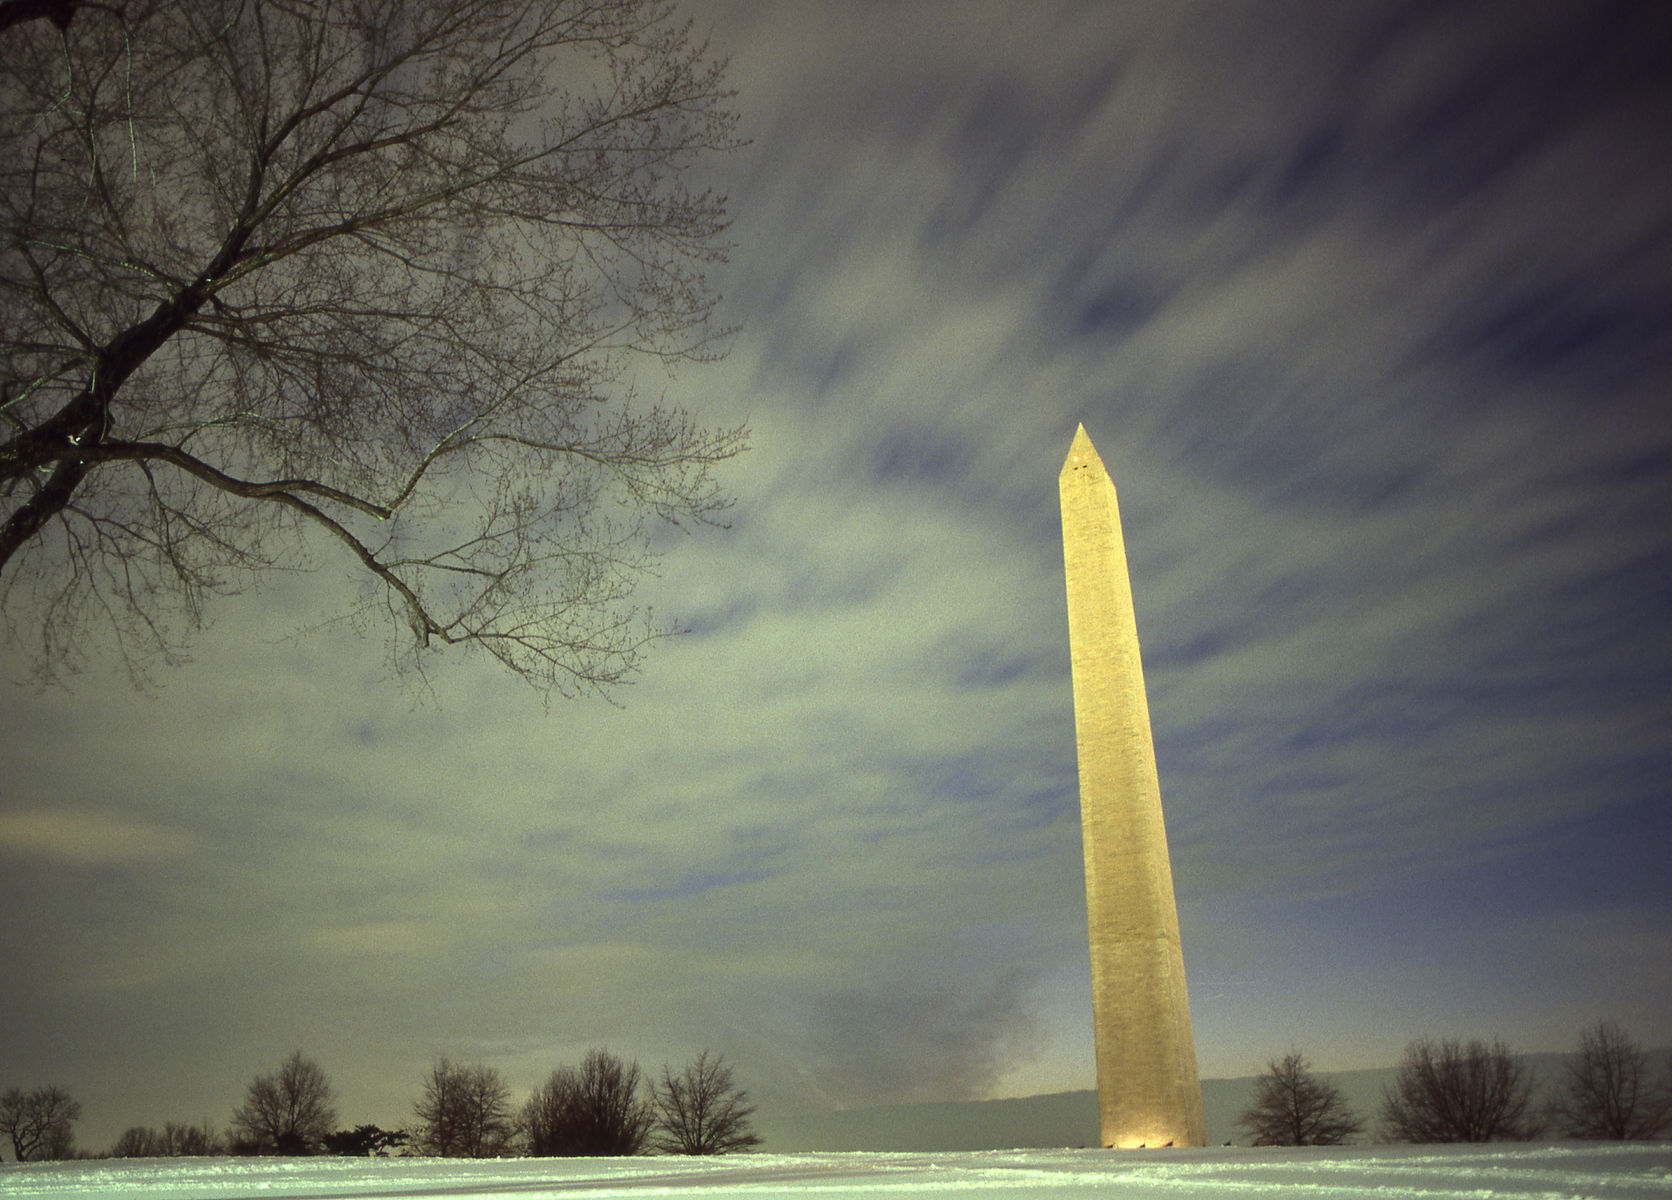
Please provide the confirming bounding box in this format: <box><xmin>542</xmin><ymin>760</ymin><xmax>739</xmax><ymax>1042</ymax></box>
<box><xmin>522</xmin><ymin>1068</ymin><xmax>576</xmax><ymax>1156</ymax></box>
<box><xmin>525</xmin><ymin>1049</ymin><xmax>652</xmax><ymax>1156</ymax></box>
<box><xmin>1380</xmin><ymin>1038</ymin><xmax>1542</xmax><ymax>1143</ymax></box>
<box><xmin>649</xmin><ymin>1050</ymin><xmax>760</xmax><ymax>1154</ymax></box>
<box><xmin>413</xmin><ymin>1059</ymin><xmax>514</xmax><ymax>1158</ymax></box>
<box><xmin>1549</xmin><ymin>1021</ymin><xmax>1672</xmax><ymax>1140</ymax></box>
<box><xmin>1</xmin><ymin>0</ymin><xmax>744</xmax><ymax>693</ymax></box>
<box><xmin>230</xmin><ymin>1050</ymin><xmax>337</xmax><ymax>1154</ymax></box>
<box><xmin>0</xmin><ymin>1084</ymin><xmax>81</xmax><ymax>1161</ymax></box>
<box><xmin>1234</xmin><ymin>1052</ymin><xmax>1363</xmax><ymax>1146</ymax></box>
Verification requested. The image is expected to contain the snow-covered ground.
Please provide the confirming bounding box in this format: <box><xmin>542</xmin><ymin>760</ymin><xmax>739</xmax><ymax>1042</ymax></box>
<box><xmin>3</xmin><ymin>1144</ymin><xmax>1671</xmax><ymax>1199</ymax></box>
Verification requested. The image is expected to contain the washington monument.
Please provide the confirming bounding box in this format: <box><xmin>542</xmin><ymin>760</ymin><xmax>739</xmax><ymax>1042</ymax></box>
<box><xmin>1059</xmin><ymin>424</ymin><xmax>1205</xmax><ymax>1149</ymax></box>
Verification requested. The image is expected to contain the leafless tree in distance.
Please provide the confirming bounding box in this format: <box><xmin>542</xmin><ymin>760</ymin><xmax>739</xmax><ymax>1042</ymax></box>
<box><xmin>0</xmin><ymin>1084</ymin><xmax>81</xmax><ymax>1161</ymax></box>
<box><xmin>522</xmin><ymin>1067</ymin><xmax>576</xmax><ymax>1156</ymax></box>
<box><xmin>159</xmin><ymin>1120</ymin><xmax>224</xmax><ymax>1156</ymax></box>
<box><xmin>110</xmin><ymin>1119</ymin><xmax>223</xmax><ymax>1157</ymax></box>
<box><xmin>650</xmin><ymin>1050</ymin><xmax>761</xmax><ymax>1154</ymax></box>
<box><xmin>1233</xmin><ymin>1051</ymin><xmax>1363</xmax><ymax>1146</ymax></box>
<box><xmin>109</xmin><ymin>1126</ymin><xmax>162</xmax><ymax>1159</ymax></box>
<box><xmin>525</xmin><ymin>1048</ymin><xmax>653</xmax><ymax>1156</ymax></box>
<box><xmin>412</xmin><ymin>1059</ymin><xmax>515</xmax><ymax>1158</ymax></box>
<box><xmin>1380</xmin><ymin>1038</ymin><xmax>1543</xmax><ymax>1143</ymax></box>
<box><xmin>1549</xmin><ymin>1020</ymin><xmax>1672</xmax><ymax>1139</ymax></box>
<box><xmin>230</xmin><ymin>1050</ymin><xmax>338</xmax><ymax>1154</ymax></box>
<box><xmin>1</xmin><ymin>0</ymin><xmax>744</xmax><ymax>693</ymax></box>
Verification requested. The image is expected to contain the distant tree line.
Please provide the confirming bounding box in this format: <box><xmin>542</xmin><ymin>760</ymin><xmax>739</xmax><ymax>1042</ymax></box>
<box><xmin>0</xmin><ymin>1047</ymin><xmax>759</xmax><ymax>1162</ymax></box>
<box><xmin>1235</xmin><ymin>1021</ymin><xmax>1672</xmax><ymax>1146</ymax></box>
<box><xmin>7</xmin><ymin>1022</ymin><xmax>1667</xmax><ymax>1160</ymax></box>
<box><xmin>108</xmin><ymin>1122</ymin><xmax>222</xmax><ymax>1159</ymax></box>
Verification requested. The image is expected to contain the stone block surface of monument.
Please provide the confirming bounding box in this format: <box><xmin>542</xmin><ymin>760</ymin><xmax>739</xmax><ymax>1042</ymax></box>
<box><xmin>1059</xmin><ymin>423</ymin><xmax>1205</xmax><ymax>1149</ymax></box>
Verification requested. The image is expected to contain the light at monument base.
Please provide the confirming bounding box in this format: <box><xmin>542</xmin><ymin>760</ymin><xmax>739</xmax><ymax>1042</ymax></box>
<box><xmin>1108</xmin><ymin>1127</ymin><xmax>1182</xmax><ymax>1149</ymax></box>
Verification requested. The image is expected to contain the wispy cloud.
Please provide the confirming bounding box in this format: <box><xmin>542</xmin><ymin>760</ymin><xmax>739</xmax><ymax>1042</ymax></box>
<box><xmin>0</xmin><ymin>810</ymin><xmax>199</xmax><ymax>866</ymax></box>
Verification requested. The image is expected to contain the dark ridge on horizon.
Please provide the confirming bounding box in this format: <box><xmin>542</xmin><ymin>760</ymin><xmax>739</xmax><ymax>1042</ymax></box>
<box><xmin>756</xmin><ymin>1050</ymin><xmax>1672</xmax><ymax>1152</ymax></box>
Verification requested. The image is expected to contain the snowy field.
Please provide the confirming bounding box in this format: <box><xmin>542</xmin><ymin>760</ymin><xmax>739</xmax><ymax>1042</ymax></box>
<box><xmin>4</xmin><ymin>1144</ymin><xmax>1671</xmax><ymax>1200</ymax></box>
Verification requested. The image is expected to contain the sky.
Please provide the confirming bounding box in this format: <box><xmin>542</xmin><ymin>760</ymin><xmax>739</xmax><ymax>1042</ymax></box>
<box><xmin>4</xmin><ymin>0</ymin><xmax>1671</xmax><ymax>1155</ymax></box>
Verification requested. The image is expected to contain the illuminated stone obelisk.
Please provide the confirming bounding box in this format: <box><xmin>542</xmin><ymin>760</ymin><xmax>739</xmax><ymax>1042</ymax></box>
<box><xmin>1059</xmin><ymin>424</ymin><xmax>1204</xmax><ymax>1149</ymax></box>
